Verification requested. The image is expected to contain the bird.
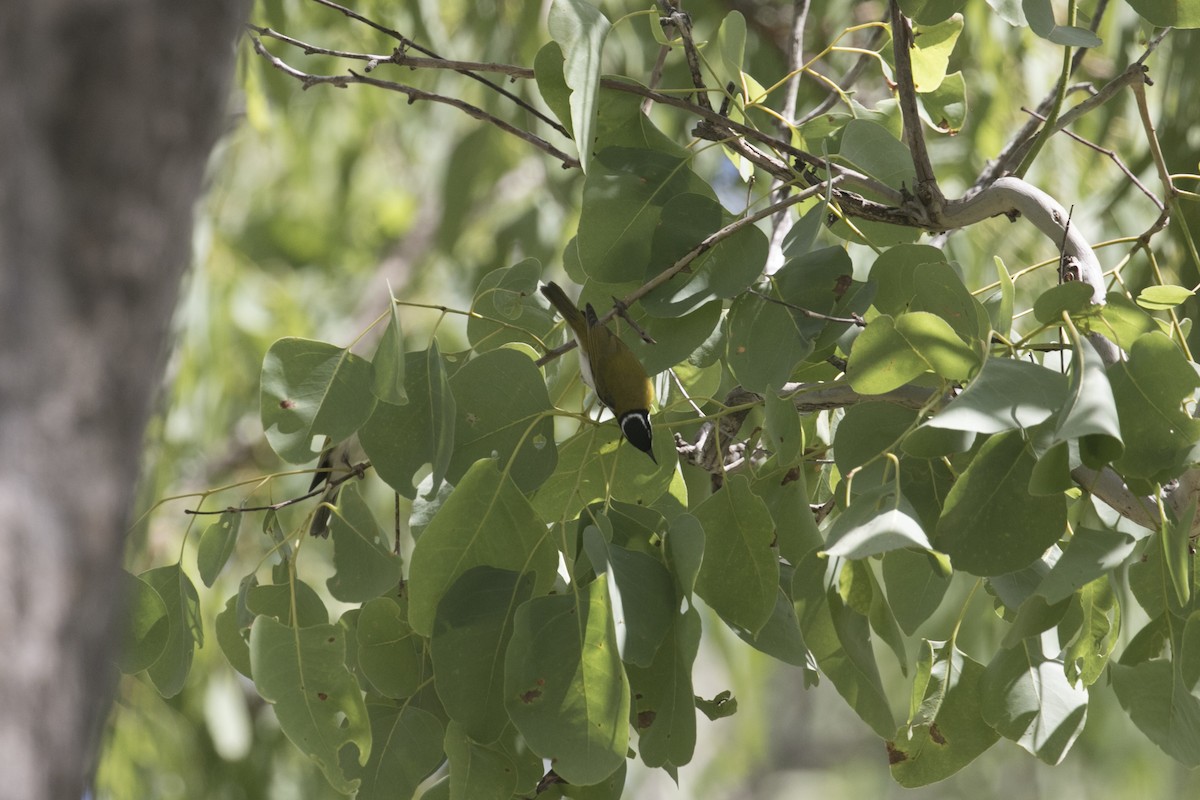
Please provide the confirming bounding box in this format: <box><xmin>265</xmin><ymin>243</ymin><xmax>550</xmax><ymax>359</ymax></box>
<box><xmin>540</xmin><ymin>281</ymin><xmax>657</xmax><ymax>463</ymax></box>
<box><xmin>307</xmin><ymin>433</ymin><xmax>365</xmax><ymax>537</ymax></box>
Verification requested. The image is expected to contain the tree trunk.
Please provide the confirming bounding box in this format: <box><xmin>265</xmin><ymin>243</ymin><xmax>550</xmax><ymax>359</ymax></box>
<box><xmin>0</xmin><ymin>1</ymin><xmax>248</xmax><ymax>797</ymax></box>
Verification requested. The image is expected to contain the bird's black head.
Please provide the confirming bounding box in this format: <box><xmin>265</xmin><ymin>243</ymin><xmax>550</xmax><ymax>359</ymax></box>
<box><xmin>619</xmin><ymin>410</ymin><xmax>656</xmax><ymax>464</ymax></box>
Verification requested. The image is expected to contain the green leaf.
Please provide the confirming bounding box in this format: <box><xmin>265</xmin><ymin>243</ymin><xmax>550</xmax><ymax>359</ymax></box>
<box><xmin>924</xmin><ymin>356</ymin><xmax>1068</xmax><ymax>434</ymax></box>
<box><xmin>737</xmin><ymin>578</ymin><xmax>812</xmax><ymax>669</ymax></box>
<box><xmin>641</xmin><ymin>200</ymin><xmax>768</xmax><ymax>316</ymax></box>
<box><xmin>1053</xmin><ymin>327</ymin><xmax>1123</xmax><ymax>467</ymax></box>
<box><xmin>711</xmin><ymin>11</ymin><xmax>747</xmax><ymax>95</ymax></box>
<box><xmin>1098</xmin><ymin>291</ymin><xmax>1158</xmax><ymax>349</ymax></box>
<box><xmin>626</xmin><ymin>300</ymin><xmax>722</xmax><ymax>375</ymax></box>
<box><xmin>1023</xmin><ymin>0</ymin><xmax>1103</xmax><ymax>46</ymax></box>
<box><xmin>900</xmin><ymin>0</ymin><xmax>967</xmax><ymax>24</ymax></box>
<box><xmin>773</xmin><ymin>245</ymin><xmax>868</xmax><ymax>351</ymax></box>
<box><xmin>910</xmin><ymin>15</ymin><xmax>963</xmax><ymax>92</ymax></box>
<box><xmin>1137</xmin><ymin>284</ymin><xmax>1196</xmax><ymax>310</ymax></box>
<box><xmin>691</xmin><ymin>475</ymin><xmax>779</xmax><ymax>636</ymax></box>
<box><xmin>427</xmin><ymin>341</ymin><xmax>456</xmax><ymax>497</ymax></box>
<box><xmin>750</xmin><ymin>463</ymin><xmax>823</xmax><ymax>564</ymax></box>
<box><xmin>1166</xmin><ymin>502</ymin><xmax>1197</xmax><ymax>607</ymax></box>
<box><xmin>695</xmin><ymin>690</ymin><xmax>738</xmax><ymax>720</ymax></box>
<box><xmin>360</xmin><ymin>347</ymin><xmax>457</xmax><ymax>500</ymax></box>
<box><xmin>326</xmin><ymin>483</ymin><xmax>403</xmax><ymax>603</ymax></box>
<box><xmin>982</xmin><ymin>256</ymin><xmax>1015</xmax><ymax>337</ymax></box>
<box><xmin>1112</xmin><ymin>650</ymin><xmax>1200</xmax><ymax>764</ymax></box>
<box><xmin>824</xmin><ymin>485</ymin><xmax>932</xmax><ymax>559</ymax></box>
<box><xmin>356</xmin><ymin>596</ymin><xmax>424</xmax><ymax>700</ymax></box>
<box><xmin>118</xmin><ymin>571</ymin><xmax>168</xmax><ymax>674</ymax></box>
<box><xmin>907</xmin><ymin>262</ymin><xmax>990</xmax><ymax>349</ymax></box>
<box><xmin>347</xmin><ymin>703</ymin><xmax>444</xmax><ymax>800</ymax></box>
<box><xmin>919</xmin><ymin>71</ymin><xmax>967</xmax><ymax>133</ymax></box>
<box><xmin>443</xmin><ymin>721</ymin><xmax>518</xmax><ymax>800</ymax></box>
<box><xmin>665</xmin><ymin>513</ymin><xmax>705</xmax><ymax>598</ymax></box>
<box><xmin>725</xmin><ymin>292</ymin><xmax>813</xmax><ymax>393</ymax></box>
<box><xmin>793</xmin><ymin>550</ymin><xmax>895</xmax><ymax>737</ymax></box>
<box><xmin>250</xmin><ymin>616</ymin><xmax>371</xmax><ymax>793</ymax></box>
<box><xmin>846</xmin><ymin>312</ymin><xmax>976</xmax><ymax>394</ymax></box>
<box><xmin>902</xmin><ymin>424</ymin><xmax>975</xmax><ymax>458</ymax></box>
<box><xmin>1063</xmin><ymin>576</ymin><xmax>1120</xmax><ymax>687</ymax></box>
<box><xmin>577</xmin><ymin>147</ymin><xmax>710</xmax><ymax>283</ymax></box>
<box><xmin>467</xmin><ymin>260</ymin><xmax>559</xmax><ymax>354</ymax></box>
<box><xmin>882</xmin><ymin>550</ymin><xmax>952</xmax><ymax>635</ymax></box>
<box><xmin>197</xmin><ymin>511</ymin><xmax>239</xmax><ymax>588</ymax></box>
<box><xmin>1033</xmin><ymin>281</ymin><xmax>1096</xmax><ymax>324</ymax></box>
<box><xmin>1036</xmin><ymin>527</ymin><xmax>1138</xmax><ymax>604</ymax></box>
<box><xmin>141</xmin><ymin>564</ymin><xmax>202</xmax><ymax>698</ymax></box>
<box><xmin>1110</xmin><ymin>332</ymin><xmax>1200</xmax><ymax>483</ymax></box>
<box><xmin>838</xmin><ymin>120</ymin><xmax>916</xmax><ymax>190</ymax></box>
<box><xmin>870</xmin><ymin>244</ymin><xmax>949</xmax><ymax>315</ymax></box>
<box><xmin>532</xmin><ymin>423</ymin><xmax>675</xmax><ymax>523</ymax></box>
<box><xmin>372</xmin><ymin>295</ymin><xmax>408</xmax><ymax>405</ymax></box>
<box><xmin>890</xmin><ymin>641</ymin><xmax>1001</xmax><ymax>786</ymax></box>
<box><xmin>432</xmin><ymin>567</ymin><xmax>535</xmax><ymax>743</ymax></box>
<box><xmin>260</xmin><ymin>338</ymin><xmax>377</xmax><ymax>464</ymax></box>
<box><xmin>833</xmin><ymin>401</ymin><xmax>920</xmax><ymax>487</ymax></box>
<box><xmin>534</xmin><ymin>42</ymin><xmax>572</xmax><ymax>135</ymax></box>
<box><xmin>583</xmin><ymin>531</ymin><xmax>676</xmax><ymax>667</ymax></box>
<box><xmin>218</xmin><ymin>578</ymin><xmax>328</xmax><ymax>679</ymax></box>
<box><xmin>626</xmin><ymin>607</ymin><xmax>702</xmax><ymax>768</ymax></box>
<box><xmin>935</xmin><ymin>430</ymin><xmax>1067</xmax><ymax>576</ymax></box>
<box><xmin>548</xmin><ymin>0</ymin><xmax>611</xmax><ymax>172</ymax></box>
<box><xmin>505</xmin><ymin>579</ymin><xmax>630</xmax><ymax>786</ymax></box>
<box><xmin>764</xmin><ymin>387</ymin><xmax>803</xmax><ymax>465</ymax></box>
<box><xmin>408</xmin><ymin>458</ymin><xmax>557</xmax><ymax>637</ymax></box>
<box><xmin>447</xmin><ymin>347</ymin><xmax>557</xmax><ymax>493</ymax></box>
<box><xmin>1125</xmin><ymin>0</ymin><xmax>1200</xmax><ymax>27</ymax></box>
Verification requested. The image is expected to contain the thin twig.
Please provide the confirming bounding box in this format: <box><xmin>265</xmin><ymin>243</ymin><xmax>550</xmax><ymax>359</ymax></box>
<box><xmin>795</xmin><ymin>25</ymin><xmax>886</xmax><ymax>125</ymax></box>
<box><xmin>536</xmin><ymin>179</ymin><xmax>840</xmax><ymax>366</ymax></box>
<box><xmin>184</xmin><ymin>462</ymin><xmax>371</xmax><ymax>516</ymax></box>
<box><xmin>1021</xmin><ymin>106</ymin><xmax>1164</xmax><ymax>210</ymax></box>
<box><xmin>749</xmin><ymin>289</ymin><xmax>865</xmax><ymax>326</ymax></box>
<box><xmin>251</xmin><ymin>38</ymin><xmax>580</xmax><ymax>168</ymax></box>
<box><xmin>306</xmin><ymin>0</ymin><xmax>569</xmax><ymax>137</ymax></box>
<box><xmin>974</xmin><ymin>25</ymin><xmax>1167</xmax><ymax>192</ymax></box>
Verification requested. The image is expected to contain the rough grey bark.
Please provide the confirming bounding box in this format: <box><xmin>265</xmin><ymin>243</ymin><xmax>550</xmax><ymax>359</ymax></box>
<box><xmin>0</xmin><ymin>1</ymin><xmax>248</xmax><ymax>797</ymax></box>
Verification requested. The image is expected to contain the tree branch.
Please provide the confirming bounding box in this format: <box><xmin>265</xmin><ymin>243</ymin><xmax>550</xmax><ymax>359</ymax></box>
<box><xmin>889</xmin><ymin>0</ymin><xmax>944</xmax><ymax>213</ymax></box>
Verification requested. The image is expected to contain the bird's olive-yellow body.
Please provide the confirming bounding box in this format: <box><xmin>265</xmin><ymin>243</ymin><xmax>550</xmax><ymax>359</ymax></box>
<box><xmin>540</xmin><ymin>282</ymin><xmax>656</xmax><ymax>463</ymax></box>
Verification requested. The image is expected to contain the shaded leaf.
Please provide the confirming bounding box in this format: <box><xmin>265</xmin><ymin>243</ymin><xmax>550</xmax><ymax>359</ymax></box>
<box><xmin>326</xmin><ymin>483</ymin><xmax>403</xmax><ymax>603</ymax></box>
<box><xmin>408</xmin><ymin>458</ymin><xmax>557</xmax><ymax>637</ymax></box>
<box><xmin>504</xmin><ymin>579</ymin><xmax>629</xmax><ymax>786</ymax></box>
<box><xmin>692</xmin><ymin>475</ymin><xmax>779</xmax><ymax>635</ymax></box>
<box><xmin>250</xmin><ymin>616</ymin><xmax>371</xmax><ymax>793</ymax></box>
<box><xmin>432</xmin><ymin>567</ymin><xmax>535</xmax><ymax>743</ymax></box>
<box><xmin>935</xmin><ymin>431</ymin><xmax>1066</xmax><ymax>576</ymax></box>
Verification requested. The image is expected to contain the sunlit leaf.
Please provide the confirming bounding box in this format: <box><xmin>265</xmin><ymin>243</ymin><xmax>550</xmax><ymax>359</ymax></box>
<box><xmin>548</xmin><ymin>0</ymin><xmax>611</xmax><ymax>172</ymax></box>
<box><xmin>890</xmin><ymin>641</ymin><xmax>1000</xmax><ymax>785</ymax></box>
<box><xmin>260</xmin><ymin>338</ymin><xmax>376</xmax><ymax>464</ymax></box>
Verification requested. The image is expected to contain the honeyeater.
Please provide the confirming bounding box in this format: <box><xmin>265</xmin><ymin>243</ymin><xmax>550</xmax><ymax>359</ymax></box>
<box><xmin>540</xmin><ymin>281</ymin><xmax>657</xmax><ymax>463</ymax></box>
